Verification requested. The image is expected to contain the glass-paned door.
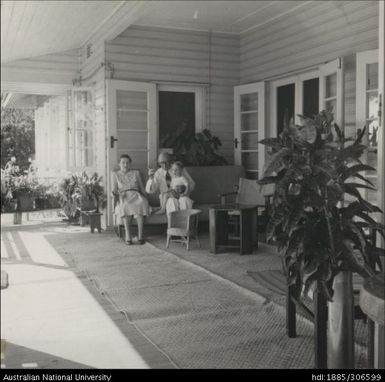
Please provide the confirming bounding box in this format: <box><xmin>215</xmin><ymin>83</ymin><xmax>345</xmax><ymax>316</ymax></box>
<box><xmin>356</xmin><ymin>50</ymin><xmax>379</xmax><ymax>209</ymax></box>
<box><xmin>319</xmin><ymin>58</ymin><xmax>344</xmax><ymax>127</ymax></box>
<box><xmin>234</xmin><ymin>82</ymin><xmax>265</xmax><ymax>180</ymax></box>
<box><xmin>106</xmin><ymin>80</ymin><xmax>156</xmax><ymax>225</ymax></box>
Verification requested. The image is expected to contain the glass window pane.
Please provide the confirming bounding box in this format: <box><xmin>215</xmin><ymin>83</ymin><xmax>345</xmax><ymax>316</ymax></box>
<box><xmin>303</xmin><ymin>78</ymin><xmax>319</xmax><ymax>117</ymax></box>
<box><xmin>84</xmin><ymin>130</ymin><xmax>93</xmax><ymax>148</ymax></box>
<box><xmin>72</xmin><ymin>89</ymin><xmax>94</xmax><ymax>167</ymax></box>
<box><xmin>242</xmin><ymin>152</ymin><xmax>258</xmax><ymax>169</ymax></box>
<box><xmin>367</xmin><ymin>119</ymin><xmax>379</xmax><ymax>148</ymax></box>
<box><xmin>241</xmin><ymin>93</ymin><xmax>258</xmax><ymax>112</ymax></box>
<box><xmin>366</xmin><ymin>92</ymin><xmax>379</xmax><ymax>121</ymax></box>
<box><xmin>277</xmin><ymin>83</ymin><xmax>295</xmax><ymax>134</ymax></box>
<box><xmin>68</xmin><ymin>148</ymin><xmax>74</xmax><ymax>167</ymax></box>
<box><xmin>366</xmin><ymin>63</ymin><xmax>378</xmax><ymax>90</ymax></box>
<box><xmin>117</xmin><ymin>110</ymin><xmax>148</xmax><ymax>131</ymax></box>
<box><xmin>367</xmin><ymin>176</ymin><xmax>377</xmax><ymax>207</ymax></box>
<box><xmin>68</xmin><ymin>129</ymin><xmax>73</xmax><ymax>147</ymax></box>
<box><xmin>241</xmin><ymin>113</ymin><xmax>258</xmax><ymax>131</ymax></box>
<box><xmin>241</xmin><ymin>132</ymin><xmax>259</xmax><ymax>150</ymax></box>
<box><xmin>325</xmin><ymin>99</ymin><xmax>336</xmax><ymax>114</ymax></box>
<box><xmin>325</xmin><ymin>73</ymin><xmax>337</xmax><ymax>98</ymax></box>
<box><xmin>159</xmin><ymin>91</ymin><xmax>195</xmax><ymax>150</ymax></box>
<box><xmin>117</xmin><ymin>90</ymin><xmax>147</xmax><ymax>110</ymax></box>
<box><xmin>86</xmin><ymin>147</ymin><xmax>93</xmax><ymax>167</ymax></box>
<box><xmin>75</xmin><ymin>130</ymin><xmax>85</xmax><ymax>148</ymax></box>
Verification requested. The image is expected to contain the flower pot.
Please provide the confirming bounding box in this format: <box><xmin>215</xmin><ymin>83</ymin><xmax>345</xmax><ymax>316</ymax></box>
<box><xmin>327</xmin><ymin>270</ymin><xmax>355</xmax><ymax>369</ymax></box>
<box><xmin>16</xmin><ymin>194</ymin><xmax>35</xmax><ymax>211</ymax></box>
<box><xmin>81</xmin><ymin>200</ymin><xmax>96</xmax><ymax>212</ymax></box>
<box><xmin>5</xmin><ymin>199</ymin><xmax>17</xmax><ymax>212</ymax></box>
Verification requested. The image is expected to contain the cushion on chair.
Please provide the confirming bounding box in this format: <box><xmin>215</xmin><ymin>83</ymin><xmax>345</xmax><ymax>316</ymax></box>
<box><xmin>187</xmin><ymin>166</ymin><xmax>245</xmax><ymax>205</ymax></box>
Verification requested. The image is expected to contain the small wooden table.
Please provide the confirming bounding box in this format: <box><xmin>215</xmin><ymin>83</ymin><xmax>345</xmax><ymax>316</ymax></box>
<box><xmin>209</xmin><ymin>204</ymin><xmax>256</xmax><ymax>255</ymax></box>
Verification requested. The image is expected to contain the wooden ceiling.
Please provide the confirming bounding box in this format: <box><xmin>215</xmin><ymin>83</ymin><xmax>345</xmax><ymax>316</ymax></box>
<box><xmin>1</xmin><ymin>0</ymin><xmax>311</xmax><ymax>63</ymax></box>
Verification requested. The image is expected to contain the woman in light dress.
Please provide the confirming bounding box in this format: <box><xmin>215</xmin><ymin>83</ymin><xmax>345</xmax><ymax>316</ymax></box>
<box><xmin>111</xmin><ymin>154</ymin><xmax>149</xmax><ymax>245</ymax></box>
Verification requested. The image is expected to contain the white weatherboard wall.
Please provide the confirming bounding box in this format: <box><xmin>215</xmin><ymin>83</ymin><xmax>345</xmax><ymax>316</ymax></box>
<box><xmin>240</xmin><ymin>0</ymin><xmax>378</xmax><ymax>138</ymax></box>
<box><xmin>1</xmin><ymin>49</ymin><xmax>80</xmax><ymax>87</ymax></box>
<box><xmin>105</xmin><ymin>25</ymin><xmax>240</xmax><ymax>164</ymax></box>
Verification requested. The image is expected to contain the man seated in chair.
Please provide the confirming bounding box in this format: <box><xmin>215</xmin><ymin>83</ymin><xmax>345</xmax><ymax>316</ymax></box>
<box><xmin>145</xmin><ymin>152</ymin><xmax>195</xmax><ymax>215</ymax></box>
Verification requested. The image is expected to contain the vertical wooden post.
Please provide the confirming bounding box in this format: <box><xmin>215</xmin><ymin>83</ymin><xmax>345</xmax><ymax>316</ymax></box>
<box><xmin>327</xmin><ymin>271</ymin><xmax>354</xmax><ymax>369</ymax></box>
<box><xmin>314</xmin><ymin>282</ymin><xmax>328</xmax><ymax>369</ymax></box>
<box><xmin>376</xmin><ymin>0</ymin><xmax>385</xmax><ymax>369</ymax></box>
<box><xmin>286</xmin><ymin>284</ymin><xmax>296</xmax><ymax>338</ymax></box>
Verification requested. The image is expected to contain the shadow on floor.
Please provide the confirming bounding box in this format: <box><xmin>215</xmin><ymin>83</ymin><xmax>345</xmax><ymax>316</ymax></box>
<box><xmin>1</xmin><ymin>340</ymin><xmax>93</xmax><ymax>369</ymax></box>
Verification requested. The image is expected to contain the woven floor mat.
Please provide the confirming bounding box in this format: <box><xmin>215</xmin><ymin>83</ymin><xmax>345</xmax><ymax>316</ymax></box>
<box><xmin>45</xmin><ymin>228</ymin><xmax>368</xmax><ymax>368</ymax></box>
<box><xmin>106</xmin><ymin>278</ymin><xmax>260</xmax><ymax>321</ymax></box>
<box><xmin>88</xmin><ymin>258</ymin><xmax>212</xmax><ymax>292</ymax></box>
<box><xmin>136</xmin><ymin>304</ymin><xmax>314</xmax><ymax>369</ymax></box>
<box><xmin>247</xmin><ymin>271</ymin><xmax>369</xmax><ymax>350</ymax></box>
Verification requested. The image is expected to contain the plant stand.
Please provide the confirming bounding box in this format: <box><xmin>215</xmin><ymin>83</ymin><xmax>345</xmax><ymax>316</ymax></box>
<box><xmin>79</xmin><ymin>211</ymin><xmax>90</xmax><ymax>226</ymax></box>
<box><xmin>87</xmin><ymin>212</ymin><xmax>102</xmax><ymax>233</ymax></box>
<box><xmin>327</xmin><ymin>270</ymin><xmax>355</xmax><ymax>369</ymax></box>
<box><xmin>13</xmin><ymin>211</ymin><xmax>22</xmax><ymax>225</ymax></box>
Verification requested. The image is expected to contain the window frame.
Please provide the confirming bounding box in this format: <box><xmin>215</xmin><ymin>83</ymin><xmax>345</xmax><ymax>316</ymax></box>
<box><xmin>157</xmin><ymin>84</ymin><xmax>206</xmax><ymax>136</ymax></box>
<box><xmin>356</xmin><ymin>49</ymin><xmax>379</xmax><ymax>205</ymax></box>
<box><xmin>270</xmin><ymin>70</ymin><xmax>320</xmax><ymax>138</ymax></box>
<box><xmin>67</xmin><ymin>87</ymin><xmax>95</xmax><ymax>171</ymax></box>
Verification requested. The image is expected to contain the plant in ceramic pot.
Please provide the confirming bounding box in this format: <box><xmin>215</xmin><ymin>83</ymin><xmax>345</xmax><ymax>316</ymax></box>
<box><xmin>258</xmin><ymin>111</ymin><xmax>384</xmax><ymax>368</ymax></box>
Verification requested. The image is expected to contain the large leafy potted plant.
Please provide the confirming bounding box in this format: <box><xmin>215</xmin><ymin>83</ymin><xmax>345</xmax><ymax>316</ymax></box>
<box><xmin>56</xmin><ymin>171</ymin><xmax>105</xmax><ymax>222</ymax></box>
<box><xmin>77</xmin><ymin>172</ymin><xmax>105</xmax><ymax>213</ymax></box>
<box><xmin>258</xmin><ymin>111</ymin><xmax>384</xmax><ymax>368</ymax></box>
<box><xmin>161</xmin><ymin>128</ymin><xmax>228</xmax><ymax>166</ymax></box>
<box><xmin>1</xmin><ymin>158</ymin><xmax>41</xmax><ymax>213</ymax></box>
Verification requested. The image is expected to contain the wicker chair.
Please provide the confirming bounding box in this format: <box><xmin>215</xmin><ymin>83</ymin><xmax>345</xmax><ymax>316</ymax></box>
<box><xmin>166</xmin><ymin>209</ymin><xmax>202</xmax><ymax>250</ymax></box>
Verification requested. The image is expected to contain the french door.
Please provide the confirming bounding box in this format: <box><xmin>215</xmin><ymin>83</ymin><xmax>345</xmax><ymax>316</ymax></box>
<box><xmin>234</xmin><ymin>82</ymin><xmax>265</xmax><ymax>179</ymax></box>
<box><xmin>106</xmin><ymin>80</ymin><xmax>157</xmax><ymax>225</ymax></box>
<box><xmin>319</xmin><ymin>58</ymin><xmax>344</xmax><ymax>127</ymax></box>
<box><xmin>356</xmin><ymin>50</ymin><xmax>379</xmax><ymax>208</ymax></box>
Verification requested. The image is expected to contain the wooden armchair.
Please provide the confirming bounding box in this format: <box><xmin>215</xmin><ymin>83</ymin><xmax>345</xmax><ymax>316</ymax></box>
<box><xmin>219</xmin><ymin>178</ymin><xmax>274</xmax><ymax>242</ymax></box>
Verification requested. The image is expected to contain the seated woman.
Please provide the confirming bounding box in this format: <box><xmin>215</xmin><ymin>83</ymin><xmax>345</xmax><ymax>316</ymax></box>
<box><xmin>111</xmin><ymin>154</ymin><xmax>149</xmax><ymax>245</ymax></box>
<box><xmin>165</xmin><ymin>161</ymin><xmax>194</xmax><ymax>215</ymax></box>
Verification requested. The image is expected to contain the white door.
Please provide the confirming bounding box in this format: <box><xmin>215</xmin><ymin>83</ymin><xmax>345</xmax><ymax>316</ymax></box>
<box><xmin>106</xmin><ymin>80</ymin><xmax>157</xmax><ymax>225</ymax></box>
<box><xmin>234</xmin><ymin>82</ymin><xmax>265</xmax><ymax>179</ymax></box>
<box><xmin>319</xmin><ymin>58</ymin><xmax>344</xmax><ymax>127</ymax></box>
<box><xmin>356</xmin><ymin>50</ymin><xmax>379</xmax><ymax>207</ymax></box>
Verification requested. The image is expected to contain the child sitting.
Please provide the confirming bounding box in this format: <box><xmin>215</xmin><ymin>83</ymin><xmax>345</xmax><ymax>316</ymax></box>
<box><xmin>157</xmin><ymin>161</ymin><xmax>193</xmax><ymax>214</ymax></box>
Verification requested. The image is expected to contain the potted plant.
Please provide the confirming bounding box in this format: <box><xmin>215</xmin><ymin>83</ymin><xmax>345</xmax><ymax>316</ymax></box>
<box><xmin>161</xmin><ymin>127</ymin><xmax>228</xmax><ymax>166</ymax></box>
<box><xmin>258</xmin><ymin>111</ymin><xmax>384</xmax><ymax>368</ymax></box>
<box><xmin>56</xmin><ymin>174</ymin><xmax>82</xmax><ymax>222</ymax></box>
<box><xmin>56</xmin><ymin>171</ymin><xmax>105</xmax><ymax>223</ymax></box>
<box><xmin>80</xmin><ymin>172</ymin><xmax>105</xmax><ymax>213</ymax></box>
<box><xmin>1</xmin><ymin>158</ymin><xmax>41</xmax><ymax>213</ymax></box>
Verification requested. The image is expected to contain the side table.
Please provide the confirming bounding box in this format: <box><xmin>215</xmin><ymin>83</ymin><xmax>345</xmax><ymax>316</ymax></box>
<box><xmin>209</xmin><ymin>204</ymin><xmax>256</xmax><ymax>255</ymax></box>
